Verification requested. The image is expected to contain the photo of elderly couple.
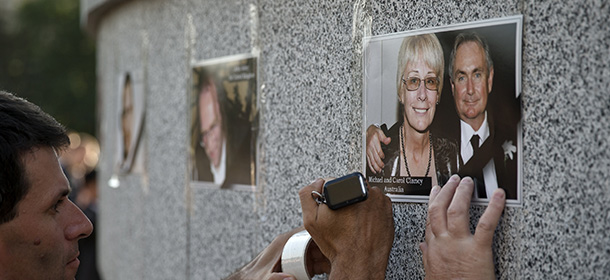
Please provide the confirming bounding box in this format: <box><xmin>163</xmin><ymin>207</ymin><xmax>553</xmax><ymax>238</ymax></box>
<box><xmin>364</xmin><ymin>16</ymin><xmax>522</xmax><ymax>206</ymax></box>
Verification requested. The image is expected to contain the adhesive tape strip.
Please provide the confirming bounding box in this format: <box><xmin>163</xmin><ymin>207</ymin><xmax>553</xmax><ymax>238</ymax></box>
<box><xmin>281</xmin><ymin>230</ymin><xmax>312</xmax><ymax>280</ymax></box>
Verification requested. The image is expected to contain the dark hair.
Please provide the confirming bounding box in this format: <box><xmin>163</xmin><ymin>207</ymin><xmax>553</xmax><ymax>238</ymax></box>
<box><xmin>0</xmin><ymin>91</ymin><xmax>70</xmax><ymax>224</ymax></box>
<box><xmin>192</xmin><ymin>67</ymin><xmax>226</xmax><ymax>136</ymax></box>
<box><xmin>448</xmin><ymin>32</ymin><xmax>494</xmax><ymax>81</ymax></box>
<box><xmin>194</xmin><ymin>67</ymin><xmax>212</xmax><ymax>95</ymax></box>
<box><xmin>84</xmin><ymin>169</ymin><xmax>97</xmax><ymax>185</ymax></box>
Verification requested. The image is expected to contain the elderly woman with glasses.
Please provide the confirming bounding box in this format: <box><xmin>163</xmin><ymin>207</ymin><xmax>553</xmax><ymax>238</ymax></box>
<box><xmin>366</xmin><ymin>34</ymin><xmax>459</xmax><ymax>190</ymax></box>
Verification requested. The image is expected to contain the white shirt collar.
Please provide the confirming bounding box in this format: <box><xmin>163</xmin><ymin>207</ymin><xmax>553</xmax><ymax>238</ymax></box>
<box><xmin>460</xmin><ymin>111</ymin><xmax>490</xmax><ymax>161</ymax></box>
<box><xmin>210</xmin><ymin>139</ymin><xmax>227</xmax><ymax>185</ymax></box>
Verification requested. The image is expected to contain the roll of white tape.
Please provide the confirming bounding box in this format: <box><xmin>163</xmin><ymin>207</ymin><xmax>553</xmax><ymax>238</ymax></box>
<box><xmin>281</xmin><ymin>230</ymin><xmax>312</xmax><ymax>280</ymax></box>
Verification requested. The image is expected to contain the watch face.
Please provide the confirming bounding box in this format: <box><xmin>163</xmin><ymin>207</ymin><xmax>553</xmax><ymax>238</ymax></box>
<box><xmin>324</xmin><ymin>172</ymin><xmax>368</xmax><ymax>209</ymax></box>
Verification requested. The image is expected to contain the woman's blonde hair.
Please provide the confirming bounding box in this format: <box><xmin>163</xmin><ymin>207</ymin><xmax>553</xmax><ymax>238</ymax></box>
<box><xmin>396</xmin><ymin>34</ymin><xmax>444</xmax><ymax>99</ymax></box>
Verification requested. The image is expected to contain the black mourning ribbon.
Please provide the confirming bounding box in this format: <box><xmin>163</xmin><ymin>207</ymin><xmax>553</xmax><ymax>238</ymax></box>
<box><xmin>468</xmin><ymin>134</ymin><xmax>487</xmax><ymax>198</ymax></box>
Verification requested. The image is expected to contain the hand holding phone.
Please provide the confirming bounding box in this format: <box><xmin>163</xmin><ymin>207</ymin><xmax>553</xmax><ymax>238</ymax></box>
<box><xmin>299</xmin><ymin>175</ymin><xmax>394</xmax><ymax>280</ymax></box>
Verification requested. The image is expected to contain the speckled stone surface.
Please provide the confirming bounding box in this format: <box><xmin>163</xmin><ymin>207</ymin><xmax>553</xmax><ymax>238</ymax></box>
<box><xmin>95</xmin><ymin>2</ymin><xmax>149</xmax><ymax>280</ymax></box>
<box><xmin>518</xmin><ymin>1</ymin><xmax>610</xmax><ymax>278</ymax></box>
<box><xmin>89</xmin><ymin>0</ymin><xmax>609</xmax><ymax>279</ymax></box>
<box><xmin>186</xmin><ymin>1</ymin><xmax>265</xmax><ymax>278</ymax></box>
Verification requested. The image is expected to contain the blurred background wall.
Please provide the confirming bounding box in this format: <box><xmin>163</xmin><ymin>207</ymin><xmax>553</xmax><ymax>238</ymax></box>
<box><xmin>73</xmin><ymin>0</ymin><xmax>609</xmax><ymax>279</ymax></box>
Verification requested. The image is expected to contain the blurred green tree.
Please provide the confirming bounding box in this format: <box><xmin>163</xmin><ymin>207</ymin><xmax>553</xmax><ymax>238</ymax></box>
<box><xmin>0</xmin><ymin>0</ymin><xmax>96</xmax><ymax>136</ymax></box>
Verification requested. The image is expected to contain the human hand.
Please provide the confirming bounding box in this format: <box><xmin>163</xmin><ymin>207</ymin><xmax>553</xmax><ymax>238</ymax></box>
<box><xmin>268</xmin><ymin>273</ymin><xmax>296</xmax><ymax>280</ymax></box>
<box><xmin>366</xmin><ymin>125</ymin><xmax>391</xmax><ymax>174</ymax></box>
<box><xmin>299</xmin><ymin>178</ymin><xmax>394</xmax><ymax>280</ymax></box>
<box><xmin>304</xmin><ymin>240</ymin><xmax>331</xmax><ymax>276</ymax></box>
<box><xmin>420</xmin><ymin>175</ymin><xmax>506</xmax><ymax>280</ymax></box>
<box><xmin>225</xmin><ymin>227</ymin><xmax>303</xmax><ymax>280</ymax></box>
<box><xmin>268</xmin><ymin>243</ymin><xmax>330</xmax><ymax>280</ymax></box>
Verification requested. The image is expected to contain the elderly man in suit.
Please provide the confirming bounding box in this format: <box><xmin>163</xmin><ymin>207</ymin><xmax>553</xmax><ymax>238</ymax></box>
<box><xmin>449</xmin><ymin>32</ymin><xmax>518</xmax><ymax>199</ymax></box>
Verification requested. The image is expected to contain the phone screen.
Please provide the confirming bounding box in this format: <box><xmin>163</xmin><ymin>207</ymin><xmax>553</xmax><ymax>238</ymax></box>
<box><xmin>324</xmin><ymin>173</ymin><xmax>367</xmax><ymax>209</ymax></box>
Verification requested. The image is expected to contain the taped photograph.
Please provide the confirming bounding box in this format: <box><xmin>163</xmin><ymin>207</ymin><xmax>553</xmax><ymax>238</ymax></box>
<box><xmin>363</xmin><ymin>16</ymin><xmax>522</xmax><ymax>206</ymax></box>
<box><xmin>190</xmin><ymin>54</ymin><xmax>258</xmax><ymax>191</ymax></box>
<box><xmin>116</xmin><ymin>71</ymin><xmax>146</xmax><ymax>175</ymax></box>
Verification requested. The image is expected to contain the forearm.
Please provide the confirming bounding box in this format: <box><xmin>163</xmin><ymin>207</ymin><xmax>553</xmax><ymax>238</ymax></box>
<box><xmin>224</xmin><ymin>227</ymin><xmax>304</xmax><ymax>280</ymax></box>
<box><xmin>328</xmin><ymin>251</ymin><xmax>389</xmax><ymax>280</ymax></box>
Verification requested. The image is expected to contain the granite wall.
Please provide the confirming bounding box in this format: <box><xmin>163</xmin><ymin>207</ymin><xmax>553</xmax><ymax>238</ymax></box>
<box><xmin>82</xmin><ymin>0</ymin><xmax>609</xmax><ymax>279</ymax></box>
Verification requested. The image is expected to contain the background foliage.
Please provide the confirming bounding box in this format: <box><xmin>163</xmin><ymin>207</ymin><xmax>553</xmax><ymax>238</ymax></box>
<box><xmin>0</xmin><ymin>0</ymin><xmax>96</xmax><ymax>136</ymax></box>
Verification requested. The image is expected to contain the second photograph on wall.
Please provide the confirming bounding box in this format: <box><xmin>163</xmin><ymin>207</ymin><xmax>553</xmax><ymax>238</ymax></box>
<box><xmin>189</xmin><ymin>54</ymin><xmax>258</xmax><ymax>191</ymax></box>
<box><xmin>363</xmin><ymin>16</ymin><xmax>523</xmax><ymax>206</ymax></box>
<box><xmin>116</xmin><ymin>70</ymin><xmax>146</xmax><ymax>175</ymax></box>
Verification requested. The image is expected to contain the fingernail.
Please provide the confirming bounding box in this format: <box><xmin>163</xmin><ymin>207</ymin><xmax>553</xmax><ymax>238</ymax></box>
<box><xmin>493</xmin><ymin>189</ymin><xmax>505</xmax><ymax>199</ymax></box>
<box><xmin>461</xmin><ymin>176</ymin><xmax>473</xmax><ymax>183</ymax></box>
<box><xmin>449</xmin><ymin>174</ymin><xmax>460</xmax><ymax>182</ymax></box>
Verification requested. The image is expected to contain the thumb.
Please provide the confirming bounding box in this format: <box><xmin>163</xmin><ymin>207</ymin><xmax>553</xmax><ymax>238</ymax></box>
<box><xmin>379</xmin><ymin>130</ymin><xmax>391</xmax><ymax>145</ymax></box>
<box><xmin>419</xmin><ymin>242</ymin><xmax>429</xmax><ymax>270</ymax></box>
<box><xmin>382</xmin><ymin>136</ymin><xmax>392</xmax><ymax>145</ymax></box>
<box><xmin>474</xmin><ymin>188</ymin><xmax>505</xmax><ymax>246</ymax></box>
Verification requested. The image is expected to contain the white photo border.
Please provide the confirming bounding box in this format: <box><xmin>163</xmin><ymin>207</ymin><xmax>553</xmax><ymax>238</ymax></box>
<box><xmin>189</xmin><ymin>53</ymin><xmax>259</xmax><ymax>192</ymax></box>
<box><xmin>362</xmin><ymin>15</ymin><xmax>523</xmax><ymax>207</ymax></box>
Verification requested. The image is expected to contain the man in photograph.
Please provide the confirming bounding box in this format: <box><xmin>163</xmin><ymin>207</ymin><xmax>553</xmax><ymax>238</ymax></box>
<box><xmin>193</xmin><ymin>69</ymin><xmax>254</xmax><ymax>188</ymax></box>
<box><xmin>449</xmin><ymin>32</ymin><xmax>518</xmax><ymax>199</ymax></box>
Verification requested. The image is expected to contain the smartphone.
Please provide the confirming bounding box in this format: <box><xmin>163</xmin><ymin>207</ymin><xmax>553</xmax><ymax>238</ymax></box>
<box><xmin>323</xmin><ymin>172</ymin><xmax>368</xmax><ymax>210</ymax></box>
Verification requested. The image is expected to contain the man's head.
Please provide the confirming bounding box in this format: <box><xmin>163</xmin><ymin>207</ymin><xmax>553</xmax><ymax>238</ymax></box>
<box><xmin>0</xmin><ymin>91</ymin><xmax>93</xmax><ymax>279</ymax></box>
<box><xmin>449</xmin><ymin>32</ymin><xmax>494</xmax><ymax>131</ymax></box>
<box><xmin>197</xmin><ymin>74</ymin><xmax>225</xmax><ymax>169</ymax></box>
